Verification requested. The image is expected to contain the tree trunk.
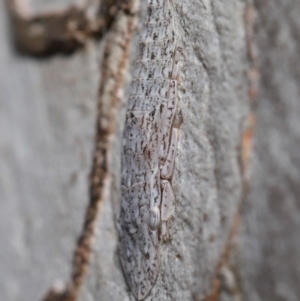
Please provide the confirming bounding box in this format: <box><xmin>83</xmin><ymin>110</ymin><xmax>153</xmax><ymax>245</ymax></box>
<box><xmin>0</xmin><ymin>0</ymin><xmax>299</xmax><ymax>301</ymax></box>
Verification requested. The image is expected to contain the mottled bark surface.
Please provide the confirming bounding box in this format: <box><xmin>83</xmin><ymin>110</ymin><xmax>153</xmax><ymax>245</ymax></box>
<box><xmin>0</xmin><ymin>0</ymin><xmax>299</xmax><ymax>301</ymax></box>
<box><xmin>235</xmin><ymin>1</ymin><xmax>300</xmax><ymax>301</ymax></box>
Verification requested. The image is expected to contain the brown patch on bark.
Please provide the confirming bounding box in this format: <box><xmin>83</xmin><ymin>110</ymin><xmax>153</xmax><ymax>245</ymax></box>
<box><xmin>7</xmin><ymin>0</ymin><xmax>118</xmax><ymax>56</ymax></box>
<box><xmin>241</xmin><ymin>0</ymin><xmax>259</xmax><ymax>186</ymax></box>
<box><xmin>204</xmin><ymin>3</ymin><xmax>259</xmax><ymax>300</ymax></box>
<box><xmin>41</xmin><ymin>1</ymin><xmax>138</xmax><ymax>301</ymax></box>
<box><xmin>203</xmin><ymin>212</ymin><xmax>241</xmax><ymax>301</ymax></box>
<box><xmin>240</xmin><ymin>112</ymin><xmax>255</xmax><ymax>181</ymax></box>
<box><xmin>220</xmin><ymin>213</ymin><xmax>241</xmax><ymax>270</ymax></box>
<box><xmin>204</xmin><ymin>278</ymin><xmax>221</xmax><ymax>301</ymax></box>
<box><xmin>240</xmin><ymin>1</ymin><xmax>259</xmax><ymax>181</ymax></box>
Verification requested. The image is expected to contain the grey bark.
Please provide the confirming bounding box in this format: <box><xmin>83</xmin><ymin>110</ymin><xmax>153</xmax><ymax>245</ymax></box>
<box><xmin>0</xmin><ymin>1</ymin><xmax>101</xmax><ymax>300</ymax></box>
<box><xmin>234</xmin><ymin>1</ymin><xmax>300</xmax><ymax>300</ymax></box>
<box><xmin>0</xmin><ymin>1</ymin><xmax>299</xmax><ymax>301</ymax></box>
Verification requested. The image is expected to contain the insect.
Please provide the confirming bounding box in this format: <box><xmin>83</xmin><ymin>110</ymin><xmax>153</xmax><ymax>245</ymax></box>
<box><xmin>117</xmin><ymin>0</ymin><xmax>181</xmax><ymax>299</ymax></box>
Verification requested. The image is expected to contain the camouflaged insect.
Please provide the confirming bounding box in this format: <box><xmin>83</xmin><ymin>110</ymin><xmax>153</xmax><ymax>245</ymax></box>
<box><xmin>117</xmin><ymin>0</ymin><xmax>181</xmax><ymax>299</ymax></box>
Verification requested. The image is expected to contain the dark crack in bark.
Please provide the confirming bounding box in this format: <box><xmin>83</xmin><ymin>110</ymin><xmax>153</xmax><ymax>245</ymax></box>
<box><xmin>6</xmin><ymin>0</ymin><xmax>118</xmax><ymax>56</ymax></box>
<box><xmin>40</xmin><ymin>1</ymin><xmax>139</xmax><ymax>300</ymax></box>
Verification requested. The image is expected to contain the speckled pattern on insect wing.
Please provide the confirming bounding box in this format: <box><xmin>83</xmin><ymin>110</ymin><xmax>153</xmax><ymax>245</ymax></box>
<box><xmin>117</xmin><ymin>0</ymin><xmax>180</xmax><ymax>299</ymax></box>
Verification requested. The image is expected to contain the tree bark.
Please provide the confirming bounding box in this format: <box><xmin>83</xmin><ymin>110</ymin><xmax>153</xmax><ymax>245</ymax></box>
<box><xmin>0</xmin><ymin>0</ymin><xmax>299</xmax><ymax>301</ymax></box>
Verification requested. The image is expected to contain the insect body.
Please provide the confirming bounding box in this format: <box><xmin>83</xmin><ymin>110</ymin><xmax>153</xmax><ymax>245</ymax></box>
<box><xmin>117</xmin><ymin>0</ymin><xmax>181</xmax><ymax>299</ymax></box>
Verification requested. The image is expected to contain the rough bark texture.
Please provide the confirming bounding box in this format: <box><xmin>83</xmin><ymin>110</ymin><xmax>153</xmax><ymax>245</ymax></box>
<box><xmin>234</xmin><ymin>1</ymin><xmax>300</xmax><ymax>301</ymax></box>
<box><xmin>0</xmin><ymin>0</ymin><xmax>299</xmax><ymax>301</ymax></box>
